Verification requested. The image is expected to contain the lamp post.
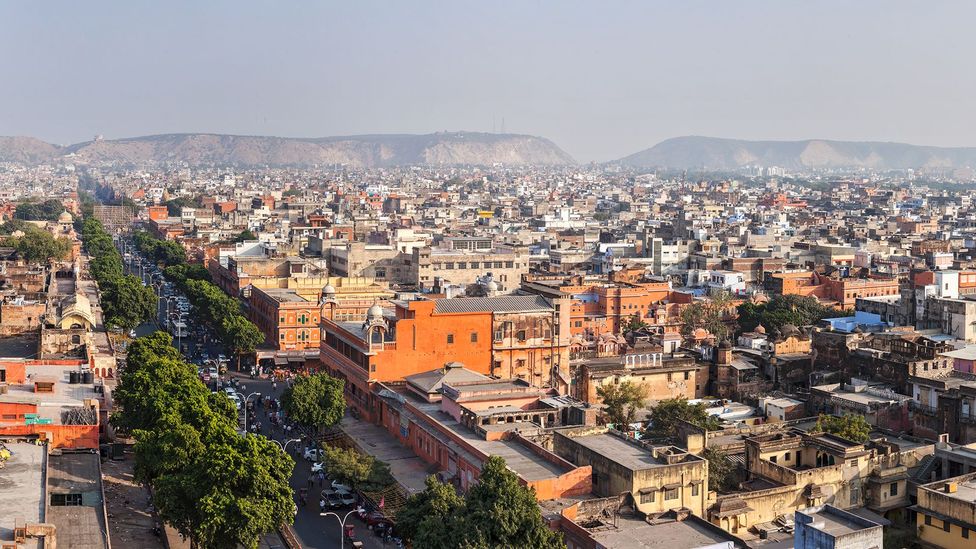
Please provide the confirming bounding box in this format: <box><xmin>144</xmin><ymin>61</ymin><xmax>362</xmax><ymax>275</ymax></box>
<box><xmin>319</xmin><ymin>509</ymin><xmax>358</xmax><ymax>549</ymax></box>
<box><xmin>270</xmin><ymin>437</ymin><xmax>302</xmax><ymax>453</ymax></box>
<box><xmin>233</xmin><ymin>391</ymin><xmax>261</xmax><ymax>432</ymax></box>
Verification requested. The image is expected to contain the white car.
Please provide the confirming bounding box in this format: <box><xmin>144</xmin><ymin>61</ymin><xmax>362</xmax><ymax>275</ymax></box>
<box><xmin>331</xmin><ymin>480</ymin><xmax>352</xmax><ymax>494</ymax></box>
<box><xmin>304</xmin><ymin>448</ymin><xmax>324</xmax><ymax>462</ymax></box>
<box><xmin>311</xmin><ymin>462</ymin><xmax>325</xmax><ymax>474</ymax></box>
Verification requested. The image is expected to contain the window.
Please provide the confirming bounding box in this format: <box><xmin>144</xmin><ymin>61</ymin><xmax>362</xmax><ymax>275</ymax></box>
<box><xmin>470</xmin><ymin>262</ymin><xmax>479</xmax><ymax>269</ymax></box>
<box><xmin>664</xmin><ymin>488</ymin><xmax>678</xmax><ymax>500</ymax></box>
<box><xmin>280</xmin><ymin>333</ymin><xmax>285</xmax><ymax>340</ymax></box>
<box><xmin>963</xmin><ymin>527</ymin><xmax>969</xmax><ymax>539</ymax></box>
<box><xmin>944</xmin><ymin>521</ymin><xmax>951</xmax><ymax>533</ymax></box>
<box><xmin>684</xmin><ymin>371</ymin><xmax>690</xmax><ymax>380</ymax></box>
<box><xmin>640</xmin><ymin>491</ymin><xmax>654</xmax><ymax>504</ymax></box>
<box><xmin>691</xmin><ymin>483</ymin><xmax>699</xmax><ymax>496</ymax></box>
<box><xmin>516</xmin><ymin>329</ymin><xmax>526</xmax><ymax>341</ymax></box>
<box><xmin>925</xmin><ymin>515</ymin><xmax>932</xmax><ymax>526</ymax></box>
<box><xmin>51</xmin><ymin>493</ymin><xmax>82</xmax><ymax>506</ymax></box>
<box><xmin>470</xmin><ymin>332</ymin><xmax>478</xmax><ymax>343</ymax></box>
<box><xmin>447</xmin><ymin>334</ymin><xmax>454</xmax><ymax>344</ymax></box>
<box><xmin>770</xmin><ymin>455</ymin><xmax>777</xmax><ymax>464</ymax></box>
<box><xmin>505</xmin><ymin>261</ymin><xmax>514</xmax><ymax>268</ymax></box>
<box><xmin>848</xmin><ymin>459</ymin><xmax>858</xmax><ymax>467</ymax></box>
<box><xmin>890</xmin><ymin>482</ymin><xmax>898</xmax><ymax>496</ymax></box>
<box><xmin>457</xmin><ymin>262</ymin><xmax>467</xmax><ymax>269</ymax></box>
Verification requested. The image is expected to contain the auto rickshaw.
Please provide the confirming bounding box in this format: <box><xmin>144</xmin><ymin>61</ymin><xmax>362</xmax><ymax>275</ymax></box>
<box><xmin>344</xmin><ymin>523</ymin><xmax>356</xmax><ymax>542</ymax></box>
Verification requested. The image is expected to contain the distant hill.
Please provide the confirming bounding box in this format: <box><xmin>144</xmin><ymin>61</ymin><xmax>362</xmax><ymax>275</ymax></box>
<box><xmin>616</xmin><ymin>136</ymin><xmax>976</xmax><ymax>170</ymax></box>
<box><xmin>0</xmin><ymin>132</ymin><xmax>575</xmax><ymax>167</ymax></box>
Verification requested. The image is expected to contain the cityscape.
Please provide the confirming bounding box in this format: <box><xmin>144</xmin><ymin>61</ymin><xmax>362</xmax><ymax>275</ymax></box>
<box><xmin>2</xmin><ymin>2</ymin><xmax>976</xmax><ymax>549</ymax></box>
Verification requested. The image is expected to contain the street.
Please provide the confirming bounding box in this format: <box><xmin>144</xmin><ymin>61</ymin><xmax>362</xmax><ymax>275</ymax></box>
<box><xmin>120</xmin><ymin>237</ymin><xmax>390</xmax><ymax>549</ymax></box>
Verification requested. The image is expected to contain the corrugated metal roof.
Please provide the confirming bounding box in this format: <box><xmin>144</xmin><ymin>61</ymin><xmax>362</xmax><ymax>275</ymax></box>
<box><xmin>433</xmin><ymin>294</ymin><xmax>553</xmax><ymax>314</ymax></box>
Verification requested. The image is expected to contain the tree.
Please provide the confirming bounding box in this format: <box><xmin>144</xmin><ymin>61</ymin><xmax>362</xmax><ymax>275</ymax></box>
<box><xmin>736</xmin><ymin>294</ymin><xmax>852</xmax><ymax>334</ymax></box>
<box><xmin>396</xmin><ymin>476</ymin><xmax>464</xmax><ymax>547</ymax></box>
<box><xmin>681</xmin><ymin>291</ymin><xmax>734</xmax><ymax>342</ymax></box>
<box><xmin>646</xmin><ymin>398</ymin><xmax>721</xmax><ymax>439</ymax></box>
<box><xmin>15</xmin><ymin>199</ymin><xmax>66</xmax><ymax>221</ymax></box>
<box><xmin>220</xmin><ymin>315</ymin><xmax>264</xmax><ymax>370</ymax></box>
<box><xmin>322</xmin><ymin>446</ymin><xmax>373</xmax><ymax>489</ymax></box>
<box><xmin>622</xmin><ymin>313</ymin><xmax>650</xmax><ymax>334</ymax></box>
<box><xmin>460</xmin><ymin>456</ymin><xmax>564</xmax><ymax>548</ymax></box>
<box><xmin>703</xmin><ymin>448</ymin><xmax>739</xmax><ymax>493</ymax></box>
<box><xmin>596</xmin><ymin>381</ymin><xmax>648</xmax><ymax>427</ymax></box>
<box><xmin>280</xmin><ymin>372</ymin><xmax>345</xmax><ymax>430</ymax></box>
<box><xmin>7</xmin><ymin>226</ymin><xmax>72</xmax><ymax>262</ymax></box>
<box><xmin>163</xmin><ymin>263</ymin><xmax>211</xmax><ymax>286</ymax></box>
<box><xmin>101</xmin><ymin>275</ymin><xmax>157</xmax><ymax>330</ymax></box>
<box><xmin>232</xmin><ymin>229</ymin><xmax>256</xmax><ymax>243</ymax></box>
<box><xmin>811</xmin><ymin>413</ymin><xmax>871</xmax><ymax>443</ymax></box>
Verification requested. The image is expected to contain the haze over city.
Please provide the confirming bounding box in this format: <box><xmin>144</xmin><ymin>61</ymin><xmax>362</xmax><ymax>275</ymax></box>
<box><xmin>4</xmin><ymin>3</ymin><xmax>976</xmax><ymax>549</ymax></box>
<box><xmin>3</xmin><ymin>1</ymin><xmax>976</xmax><ymax>160</ymax></box>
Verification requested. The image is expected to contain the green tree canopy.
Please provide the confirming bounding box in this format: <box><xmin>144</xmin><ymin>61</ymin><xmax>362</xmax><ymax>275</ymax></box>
<box><xmin>115</xmin><ymin>330</ymin><xmax>294</xmax><ymax>549</ymax></box>
<box><xmin>681</xmin><ymin>291</ymin><xmax>734</xmax><ymax>342</ymax></box>
<box><xmin>101</xmin><ymin>275</ymin><xmax>157</xmax><ymax>330</ymax></box>
<box><xmin>703</xmin><ymin>448</ymin><xmax>739</xmax><ymax>493</ymax></box>
<box><xmin>15</xmin><ymin>199</ymin><xmax>67</xmax><ymax>221</ymax></box>
<box><xmin>322</xmin><ymin>446</ymin><xmax>373</xmax><ymax>489</ymax></box>
<box><xmin>811</xmin><ymin>413</ymin><xmax>871</xmax><ymax>443</ymax></box>
<box><xmin>646</xmin><ymin>398</ymin><xmax>721</xmax><ymax>439</ymax></box>
<box><xmin>5</xmin><ymin>225</ymin><xmax>72</xmax><ymax>262</ymax></box>
<box><xmin>220</xmin><ymin>315</ymin><xmax>264</xmax><ymax>368</ymax></box>
<box><xmin>596</xmin><ymin>380</ymin><xmax>648</xmax><ymax>427</ymax></box>
<box><xmin>396</xmin><ymin>476</ymin><xmax>464</xmax><ymax>547</ymax></box>
<box><xmin>397</xmin><ymin>457</ymin><xmax>562</xmax><ymax>548</ymax></box>
<box><xmin>280</xmin><ymin>372</ymin><xmax>345</xmax><ymax>429</ymax></box>
<box><xmin>737</xmin><ymin>294</ymin><xmax>851</xmax><ymax>334</ymax></box>
<box><xmin>232</xmin><ymin>229</ymin><xmax>256</xmax><ymax>243</ymax></box>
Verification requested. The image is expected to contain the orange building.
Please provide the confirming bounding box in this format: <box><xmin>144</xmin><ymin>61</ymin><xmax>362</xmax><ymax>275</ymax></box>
<box><xmin>320</xmin><ymin>295</ymin><xmax>570</xmax><ymax>422</ymax></box>
<box><xmin>147</xmin><ymin>205</ymin><xmax>169</xmax><ymax>222</ymax></box>
<box><xmin>522</xmin><ymin>274</ymin><xmax>690</xmax><ymax>339</ymax></box>
<box><xmin>249</xmin><ymin>287</ymin><xmax>321</xmax><ymax>351</ymax></box>
<box><xmin>764</xmin><ymin>272</ymin><xmax>900</xmax><ymax>308</ymax></box>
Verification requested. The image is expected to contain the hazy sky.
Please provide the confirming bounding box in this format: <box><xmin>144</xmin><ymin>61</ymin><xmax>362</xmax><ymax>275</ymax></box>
<box><xmin>2</xmin><ymin>1</ymin><xmax>975</xmax><ymax>161</ymax></box>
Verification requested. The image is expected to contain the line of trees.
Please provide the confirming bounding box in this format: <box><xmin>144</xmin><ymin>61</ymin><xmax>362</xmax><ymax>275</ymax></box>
<box><xmin>396</xmin><ymin>457</ymin><xmax>563</xmax><ymax>548</ymax></box>
<box><xmin>133</xmin><ymin>230</ymin><xmax>187</xmax><ymax>267</ymax></box>
<box><xmin>81</xmin><ymin>218</ymin><xmax>156</xmax><ymax>330</ymax></box>
<box><xmin>135</xmin><ymin>229</ymin><xmax>264</xmax><ymax>364</ymax></box>
<box><xmin>15</xmin><ymin>198</ymin><xmax>70</xmax><ymax>221</ymax></box>
<box><xmin>112</xmin><ymin>332</ymin><xmax>294</xmax><ymax>549</ymax></box>
<box><xmin>737</xmin><ymin>294</ymin><xmax>852</xmax><ymax>334</ymax></box>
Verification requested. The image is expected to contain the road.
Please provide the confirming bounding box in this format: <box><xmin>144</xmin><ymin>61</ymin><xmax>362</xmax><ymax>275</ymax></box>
<box><xmin>230</xmin><ymin>372</ymin><xmax>388</xmax><ymax>549</ymax></box>
<box><xmin>121</xmin><ymin>237</ymin><xmax>390</xmax><ymax>548</ymax></box>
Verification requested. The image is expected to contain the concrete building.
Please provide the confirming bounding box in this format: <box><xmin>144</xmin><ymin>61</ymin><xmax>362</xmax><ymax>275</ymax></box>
<box><xmin>552</xmin><ymin>425</ymin><xmax>709</xmax><ymax>517</ymax></box>
<box><xmin>912</xmin><ymin>472</ymin><xmax>976</xmax><ymax>549</ymax></box>
<box><xmin>793</xmin><ymin>505</ymin><xmax>883</xmax><ymax>549</ymax></box>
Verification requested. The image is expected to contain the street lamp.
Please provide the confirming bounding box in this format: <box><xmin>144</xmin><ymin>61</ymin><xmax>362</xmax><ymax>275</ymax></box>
<box><xmin>319</xmin><ymin>509</ymin><xmax>358</xmax><ymax>549</ymax></box>
<box><xmin>232</xmin><ymin>391</ymin><xmax>261</xmax><ymax>432</ymax></box>
<box><xmin>271</xmin><ymin>437</ymin><xmax>302</xmax><ymax>453</ymax></box>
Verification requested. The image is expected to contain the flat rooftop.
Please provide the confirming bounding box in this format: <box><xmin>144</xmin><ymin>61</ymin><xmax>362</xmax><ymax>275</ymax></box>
<box><xmin>0</xmin><ymin>365</ymin><xmax>101</xmax><ymax>425</ymax></box>
<box><xmin>258</xmin><ymin>288</ymin><xmax>312</xmax><ymax>303</ymax></box>
<box><xmin>567</xmin><ymin>433</ymin><xmax>669</xmax><ymax>471</ymax></box>
<box><xmin>408</xmin><ymin>396</ymin><xmax>570</xmax><ymax>482</ymax></box>
<box><xmin>801</xmin><ymin>507</ymin><xmax>876</xmax><ymax>537</ymax></box>
<box><xmin>47</xmin><ymin>451</ymin><xmax>110</xmax><ymax>549</ymax></box>
<box><xmin>0</xmin><ymin>441</ymin><xmax>45</xmax><ymax>548</ymax></box>
<box><xmin>589</xmin><ymin>515</ymin><xmax>744</xmax><ymax>548</ymax></box>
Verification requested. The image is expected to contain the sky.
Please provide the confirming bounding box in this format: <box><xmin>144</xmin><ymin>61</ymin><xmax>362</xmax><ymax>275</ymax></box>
<box><xmin>2</xmin><ymin>1</ymin><xmax>976</xmax><ymax>162</ymax></box>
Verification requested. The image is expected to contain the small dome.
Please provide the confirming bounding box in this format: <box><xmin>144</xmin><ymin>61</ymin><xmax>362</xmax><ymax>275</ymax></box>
<box><xmin>485</xmin><ymin>280</ymin><xmax>498</xmax><ymax>292</ymax></box>
<box><xmin>367</xmin><ymin>303</ymin><xmax>384</xmax><ymax>319</ymax></box>
<box><xmin>719</xmin><ymin>339</ymin><xmax>733</xmax><ymax>350</ymax></box>
<box><xmin>322</xmin><ymin>284</ymin><xmax>336</xmax><ymax>296</ymax></box>
<box><xmin>58</xmin><ymin>211</ymin><xmax>73</xmax><ymax>223</ymax></box>
<box><xmin>755</xmin><ymin>324</ymin><xmax>766</xmax><ymax>334</ymax></box>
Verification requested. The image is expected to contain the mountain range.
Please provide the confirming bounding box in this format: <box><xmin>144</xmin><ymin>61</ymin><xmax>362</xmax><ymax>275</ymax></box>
<box><xmin>4</xmin><ymin>132</ymin><xmax>976</xmax><ymax>170</ymax></box>
<box><xmin>0</xmin><ymin>132</ymin><xmax>574</xmax><ymax>167</ymax></box>
<box><xmin>616</xmin><ymin>136</ymin><xmax>976</xmax><ymax>170</ymax></box>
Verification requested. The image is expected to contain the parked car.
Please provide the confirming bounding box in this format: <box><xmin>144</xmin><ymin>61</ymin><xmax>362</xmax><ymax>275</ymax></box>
<box><xmin>304</xmin><ymin>448</ymin><xmax>324</xmax><ymax>462</ymax></box>
<box><xmin>331</xmin><ymin>480</ymin><xmax>352</xmax><ymax>494</ymax></box>
<box><xmin>320</xmin><ymin>491</ymin><xmax>343</xmax><ymax>509</ymax></box>
<box><xmin>337</xmin><ymin>492</ymin><xmax>356</xmax><ymax>507</ymax></box>
<box><xmin>311</xmin><ymin>462</ymin><xmax>325</xmax><ymax>474</ymax></box>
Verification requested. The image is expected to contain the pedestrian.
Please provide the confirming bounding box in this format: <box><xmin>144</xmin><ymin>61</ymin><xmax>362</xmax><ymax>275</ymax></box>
<box><xmin>307</xmin><ymin>475</ymin><xmax>314</xmax><ymax>489</ymax></box>
<box><xmin>318</xmin><ymin>473</ymin><xmax>323</xmax><ymax>487</ymax></box>
<box><xmin>272</xmin><ymin>381</ymin><xmax>277</xmax><ymax>391</ymax></box>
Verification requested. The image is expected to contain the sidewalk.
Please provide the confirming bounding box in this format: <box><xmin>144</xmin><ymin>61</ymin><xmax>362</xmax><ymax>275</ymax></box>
<box><xmin>339</xmin><ymin>415</ymin><xmax>430</xmax><ymax>495</ymax></box>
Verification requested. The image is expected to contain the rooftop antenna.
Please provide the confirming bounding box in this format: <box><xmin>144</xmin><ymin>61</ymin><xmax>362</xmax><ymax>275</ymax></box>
<box><xmin>501</xmin><ymin>117</ymin><xmax>506</xmax><ymax>134</ymax></box>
